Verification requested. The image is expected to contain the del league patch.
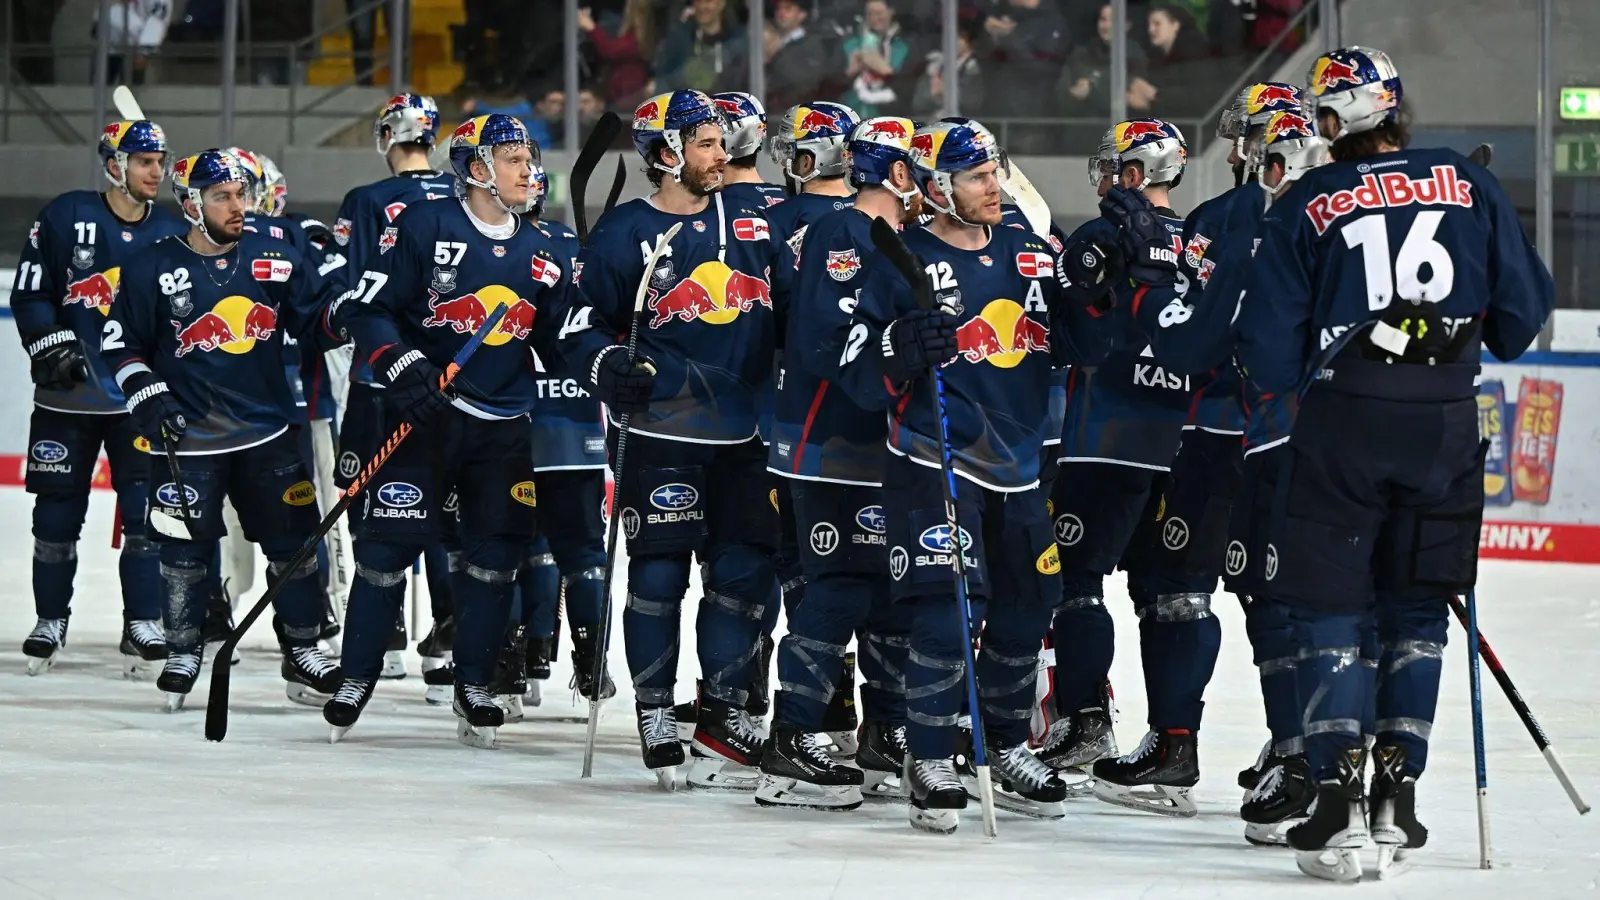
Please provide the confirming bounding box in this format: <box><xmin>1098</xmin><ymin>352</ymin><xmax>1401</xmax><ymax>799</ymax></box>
<box><xmin>732</xmin><ymin>217</ymin><xmax>770</xmax><ymax>241</ymax></box>
<box><xmin>530</xmin><ymin>255</ymin><xmax>562</xmax><ymax>287</ymax></box>
<box><xmin>1015</xmin><ymin>252</ymin><xmax>1055</xmax><ymax>278</ymax></box>
<box><xmin>251</xmin><ymin>258</ymin><xmax>294</xmax><ymax>282</ymax></box>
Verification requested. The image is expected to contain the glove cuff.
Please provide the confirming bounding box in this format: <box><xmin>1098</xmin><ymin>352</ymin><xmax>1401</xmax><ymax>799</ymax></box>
<box><xmin>26</xmin><ymin>328</ymin><xmax>77</xmax><ymax>358</ymax></box>
<box><xmin>382</xmin><ymin>347</ymin><xmax>426</xmax><ymax>384</ymax></box>
<box><xmin>125</xmin><ymin>378</ymin><xmax>170</xmax><ymax>415</ymax></box>
<box><xmin>590</xmin><ymin>344</ymin><xmax>624</xmax><ymax>386</ymax></box>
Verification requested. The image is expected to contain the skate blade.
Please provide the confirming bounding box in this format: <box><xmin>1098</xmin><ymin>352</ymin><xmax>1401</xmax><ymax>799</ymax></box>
<box><xmin>523</xmin><ymin>681</ymin><xmax>543</xmax><ymax>707</ymax></box>
<box><xmin>685</xmin><ymin>756</ymin><xmax>761</xmax><ymax>792</ymax></box>
<box><xmin>498</xmin><ymin>695</ymin><xmax>524</xmax><ymax>723</ymax></box>
<box><xmin>164</xmin><ymin>692</ymin><xmax>186</xmax><ymax>713</ymax></box>
<box><xmin>1060</xmin><ymin>770</ymin><xmax>1098</xmax><ymax>799</ymax></box>
<box><xmin>285</xmin><ymin>683</ymin><xmax>333</xmax><ymax>708</ymax></box>
<box><xmin>1243</xmin><ymin>817</ymin><xmax>1305</xmax><ymax>847</ymax></box>
<box><xmin>1375</xmin><ymin>845</ymin><xmax>1414</xmax><ymax>880</ymax></box>
<box><xmin>25</xmin><ymin>654</ymin><xmax>58</xmax><ymax>676</ymax></box>
<box><xmin>995</xmin><ymin>791</ymin><xmax>1065</xmax><ymax>820</ymax></box>
<box><xmin>653</xmin><ymin>766</ymin><xmax>679</xmax><ymax>792</ymax></box>
<box><xmin>1295</xmin><ymin>847</ymin><xmax>1364</xmax><ymax>883</ymax></box>
<box><xmin>424</xmin><ymin>685</ymin><xmax>451</xmax><ymax>706</ymax></box>
<box><xmin>1091</xmin><ymin>781</ymin><xmax>1198</xmax><ymax>818</ymax></box>
<box><xmin>754</xmin><ymin>774</ymin><xmax>863</xmax><ymax>811</ymax></box>
<box><xmin>861</xmin><ymin>768</ymin><xmax>907</xmax><ymax>801</ymax></box>
<box><xmin>909</xmin><ymin>805</ymin><xmax>959</xmax><ymax>835</ymax></box>
<box><xmin>823</xmin><ymin>730</ymin><xmax>858</xmax><ymax>760</ymax></box>
<box><xmin>329</xmin><ymin>724</ymin><xmax>352</xmax><ymax>744</ymax></box>
<box><xmin>379</xmin><ymin>652</ymin><xmax>407</xmax><ymax>680</ymax></box>
<box><xmin>456</xmin><ymin>719</ymin><xmax>498</xmax><ymax>750</ymax></box>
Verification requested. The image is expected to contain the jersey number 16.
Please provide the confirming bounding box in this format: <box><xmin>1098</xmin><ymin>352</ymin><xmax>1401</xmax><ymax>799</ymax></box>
<box><xmin>1342</xmin><ymin>210</ymin><xmax>1455</xmax><ymax>310</ymax></box>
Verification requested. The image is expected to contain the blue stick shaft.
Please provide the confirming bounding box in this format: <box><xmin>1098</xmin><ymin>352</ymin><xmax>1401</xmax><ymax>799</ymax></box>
<box><xmin>927</xmin><ymin>369</ymin><xmax>986</xmax><ymax>766</ymax></box>
<box><xmin>1466</xmin><ymin>589</ymin><xmax>1492</xmax><ymax>867</ymax></box>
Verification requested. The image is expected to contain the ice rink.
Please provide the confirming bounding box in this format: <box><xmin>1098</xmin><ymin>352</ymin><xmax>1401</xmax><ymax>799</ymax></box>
<box><xmin>1</xmin><ymin>489</ymin><xmax>1595</xmax><ymax>899</ymax></box>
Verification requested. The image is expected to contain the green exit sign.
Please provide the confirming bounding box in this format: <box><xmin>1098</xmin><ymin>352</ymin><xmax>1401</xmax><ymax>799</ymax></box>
<box><xmin>1561</xmin><ymin>87</ymin><xmax>1600</xmax><ymax>119</ymax></box>
<box><xmin>1557</xmin><ymin>134</ymin><xmax>1600</xmax><ymax>175</ymax></box>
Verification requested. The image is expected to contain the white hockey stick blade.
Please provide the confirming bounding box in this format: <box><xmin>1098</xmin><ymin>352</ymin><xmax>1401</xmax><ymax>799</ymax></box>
<box><xmin>997</xmin><ymin>162</ymin><xmax>1053</xmax><ymax>240</ymax></box>
<box><xmin>148</xmin><ymin>507</ymin><xmax>194</xmax><ymax>541</ymax></box>
<box><xmin>112</xmin><ymin>86</ymin><xmax>145</xmax><ymax>121</ymax></box>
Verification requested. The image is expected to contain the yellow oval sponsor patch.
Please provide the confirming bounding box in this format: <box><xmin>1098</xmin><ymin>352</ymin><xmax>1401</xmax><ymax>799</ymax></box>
<box><xmin>282</xmin><ymin>480</ymin><xmax>317</xmax><ymax>506</ymax></box>
<box><xmin>134</xmin><ymin>436</ymin><xmax>151</xmax><ymax>453</ymax></box>
<box><xmin>1046</xmin><ymin>498</ymin><xmax>1054</xmax><ymax>518</ymax></box>
<box><xmin>511</xmin><ymin>480</ymin><xmax>538</xmax><ymax>507</ymax></box>
<box><xmin>1036</xmin><ymin>542</ymin><xmax>1061</xmax><ymax>575</ymax></box>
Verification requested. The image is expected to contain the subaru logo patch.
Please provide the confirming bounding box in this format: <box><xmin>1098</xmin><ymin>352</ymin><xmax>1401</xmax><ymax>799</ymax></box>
<box><xmin>918</xmin><ymin>523</ymin><xmax>973</xmax><ymax>554</ymax></box>
<box><xmin>30</xmin><ymin>440</ymin><xmax>69</xmax><ymax>463</ymax></box>
<box><xmin>855</xmin><ymin>505</ymin><xmax>886</xmax><ymax>535</ymax></box>
<box><xmin>156</xmin><ymin>482</ymin><xmax>200</xmax><ymax>507</ymax></box>
<box><xmin>378</xmin><ymin>482</ymin><xmax>423</xmax><ymax>508</ymax></box>
<box><xmin>650</xmin><ymin>483</ymin><xmax>698</xmax><ymax>511</ymax></box>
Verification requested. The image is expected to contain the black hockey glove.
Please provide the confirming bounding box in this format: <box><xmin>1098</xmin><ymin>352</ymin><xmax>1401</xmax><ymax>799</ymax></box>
<box><xmin>1100</xmin><ymin>187</ymin><xmax>1178</xmax><ymax>287</ymax></box>
<box><xmin>25</xmin><ymin>328</ymin><xmax>88</xmax><ymax>391</ymax></box>
<box><xmin>374</xmin><ymin>344</ymin><xmax>452</xmax><ymax>428</ymax></box>
<box><xmin>122</xmin><ymin>369</ymin><xmax>187</xmax><ymax>448</ymax></box>
<box><xmin>879</xmin><ymin>309</ymin><xmax>959</xmax><ymax>388</ymax></box>
<box><xmin>1057</xmin><ymin>238</ymin><xmax>1123</xmax><ymax>314</ymax></box>
<box><xmin>591</xmin><ymin>344</ymin><xmax>657</xmax><ymax>415</ymax></box>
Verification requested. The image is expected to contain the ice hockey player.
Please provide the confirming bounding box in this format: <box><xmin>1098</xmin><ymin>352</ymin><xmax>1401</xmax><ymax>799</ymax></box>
<box><xmin>837</xmin><ymin>117</ymin><xmax>1118</xmax><ymax>834</ymax></box>
<box><xmin>712</xmin><ymin>92</ymin><xmax>786</xmax><ymax>210</ymax></box>
<box><xmin>12</xmin><ymin>119</ymin><xmax>186</xmax><ymax>677</ymax></box>
<box><xmin>329</xmin><ymin>114</ymin><xmax>573</xmax><ymax>748</ymax></box>
<box><xmin>757</xmin><ymin>116</ymin><xmax>921</xmax><ymax>812</ymax></box>
<box><xmin>102</xmin><ymin>149</ymin><xmax>346</xmax><ymax>711</ymax></box>
<box><xmin>328</xmin><ymin>93</ymin><xmax>458</xmax><ymax>680</ymax></box>
<box><xmin>493</xmin><ymin>163</ymin><xmax>617</xmax><ymax>718</ymax></box>
<box><xmin>1040</xmin><ymin>119</ymin><xmax>1192</xmax><ymax>806</ymax></box>
<box><xmin>558</xmin><ymin>89</ymin><xmax>780</xmax><ymax>791</ymax></box>
<box><xmin>1238</xmin><ymin>46</ymin><xmax>1553</xmax><ymax>882</ymax></box>
<box><xmin>1129</xmin><ymin>109</ymin><xmax>1332</xmax><ymax>843</ymax></box>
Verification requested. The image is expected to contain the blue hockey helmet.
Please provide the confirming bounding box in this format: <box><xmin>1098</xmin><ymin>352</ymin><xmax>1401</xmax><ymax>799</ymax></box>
<box><xmin>770</xmin><ymin>101</ymin><xmax>859</xmax><ymax>186</ymax></box>
<box><xmin>171</xmin><ymin>149</ymin><xmax>251</xmax><ymax>234</ymax></box>
<box><xmin>845</xmin><ymin>116</ymin><xmax>920</xmax><ymax>207</ymax></box>
<box><xmin>632</xmin><ymin>90</ymin><xmax>726</xmax><ymax>181</ymax></box>
<box><xmin>449</xmin><ymin>114</ymin><xmax>537</xmax><ymax>209</ymax></box>
<box><xmin>375</xmin><ymin>92</ymin><xmax>442</xmax><ymax>154</ymax></box>
<box><xmin>99</xmin><ymin>119</ymin><xmax>168</xmax><ymax>193</ymax></box>
<box><xmin>712</xmin><ymin>92</ymin><xmax>768</xmax><ymax>159</ymax></box>
<box><xmin>1091</xmin><ymin>119</ymin><xmax>1188</xmax><ymax>190</ymax></box>
<box><xmin>909</xmin><ymin>117</ymin><xmax>1002</xmax><ymax>217</ymax></box>
<box><xmin>1307</xmin><ymin>46</ymin><xmax>1403</xmax><ymax>139</ymax></box>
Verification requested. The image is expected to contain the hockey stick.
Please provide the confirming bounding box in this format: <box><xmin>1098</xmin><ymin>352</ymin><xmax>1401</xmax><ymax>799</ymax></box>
<box><xmin>151</xmin><ymin>424</ymin><xmax>201</xmax><ymax>541</ymax></box>
<box><xmin>1463</xmin><ymin>588</ymin><xmax>1492</xmax><ymax>869</ymax></box>
<box><xmin>582</xmin><ymin>221</ymin><xmax>682</xmax><ymax>779</ymax></box>
<box><xmin>571</xmin><ymin>112</ymin><xmax>622</xmax><ymax>243</ymax></box>
<box><xmin>1447</xmin><ymin>594</ymin><xmax>1590</xmax><ymax>815</ymax></box>
<box><xmin>1469</xmin><ymin>143</ymin><xmax>1494</xmax><ymax>168</ymax></box>
<box><xmin>996</xmin><ymin>156</ymin><xmax>1052</xmax><ymax>241</ymax></box>
<box><xmin>204</xmin><ymin>305</ymin><xmax>510</xmax><ymax>742</ymax></box>
<box><xmin>603</xmin><ymin>156</ymin><xmax>628</xmax><ymax>217</ymax></box>
<box><xmin>869</xmin><ymin>217</ymin><xmax>998</xmax><ymax>839</ymax></box>
<box><xmin>112</xmin><ymin>85</ymin><xmax>145</xmax><ymax>120</ymax></box>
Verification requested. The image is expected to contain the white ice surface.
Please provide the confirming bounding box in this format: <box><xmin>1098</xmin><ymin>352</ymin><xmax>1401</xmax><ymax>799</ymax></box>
<box><xmin>1</xmin><ymin>488</ymin><xmax>1597</xmax><ymax>899</ymax></box>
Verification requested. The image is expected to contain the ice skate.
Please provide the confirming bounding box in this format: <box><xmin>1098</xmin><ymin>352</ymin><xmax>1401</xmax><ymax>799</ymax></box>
<box><xmin>1038</xmin><ymin>702</ymin><xmax>1117</xmax><ymax>796</ymax></box>
<box><xmin>688</xmin><ymin>698</ymin><xmax>765</xmax><ymax>791</ymax></box>
<box><xmin>423</xmin><ymin>662</ymin><xmax>454</xmax><ymax>706</ymax></box>
<box><xmin>202</xmin><ymin>597</ymin><xmax>239</xmax><ymax>667</ymax></box>
<box><xmin>754</xmin><ymin>721</ymin><xmax>864</xmax><ymax>811</ymax></box>
<box><xmin>906</xmin><ymin>756</ymin><xmax>967</xmax><ymax>834</ymax></box>
<box><xmin>1369</xmin><ymin>745</ymin><xmax>1427</xmax><ymax>880</ymax></box>
<box><xmin>282</xmin><ymin>645</ymin><xmax>343</xmax><ymax>706</ymax></box>
<box><xmin>453</xmin><ymin>682</ymin><xmax>503</xmax><ymax>749</ymax></box>
<box><xmin>856</xmin><ymin>720</ymin><xmax>907</xmax><ymax>800</ymax></box>
<box><xmin>380</xmin><ymin>615</ymin><xmax>407</xmax><ymax>680</ymax></box>
<box><xmin>526</xmin><ymin>634</ymin><xmax>553</xmax><ymax>681</ymax></box>
<box><xmin>1091</xmin><ymin>729</ymin><xmax>1199</xmax><ymax>817</ymax></box>
<box><xmin>637</xmin><ymin>703</ymin><xmax>685</xmax><ymax>791</ymax></box>
<box><xmin>323</xmin><ymin>678</ymin><xmax>375</xmax><ymax>743</ymax></box>
<box><xmin>569</xmin><ymin>625</ymin><xmax>616</xmax><ymax>702</ymax></box>
<box><xmin>417</xmin><ymin>616</ymin><xmax>453</xmax><ymax>674</ymax></box>
<box><xmin>818</xmin><ymin>653</ymin><xmax>858</xmax><ymax>759</ymax></box>
<box><xmin>157</xmin><ymin>649</ymin><xmax>203</xmax><ymax>712</ymax></box>
<box><xmin>1242</xmin><ymin>754</ymin><xmax>1314</xmax><ymax>846</ymax></box>
<box><xmin>490</xmin><ymin>625</ymin><xmax>528</xmax><ymax>722</ymax></box>
<box><xmin>116</xmin><ymin>618</ymin><xmax>167</xmax><ymax>679</ymax></box>
<box><xmin>23</xmin><ymin>616</ymin><xmax>69</xmax><ymax>676</ymax></box>
<box><xmin>1289</xmin><ymin>749</ymin><xmax>1371</xmax><ymax>884</ymax></box>
<box><xmin>1238</xmin><ymin>738</ymin><xmax>1274</xmax><ymax>795</ymax></box>
<box><xmin>984</xmin><ymin>740</ymin><xmax>1069</xmax><ymax>819</ymax></box>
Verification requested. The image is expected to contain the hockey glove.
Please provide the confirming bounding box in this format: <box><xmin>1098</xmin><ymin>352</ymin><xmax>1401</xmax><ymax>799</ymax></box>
<box><xmin>25</xmin><ymin>328</ymin><xmax>89</xmax><ymax>391</ymax></box>
<box><xmin>122</xmin><ymin>369</ymin><xmax>187</xmax><ymax>447</ymax></box>
<box><xmin>1100</xmin><ymin>187</ymin><xmax>1178</xmax><ymax>287</ymax></box>
<box><xmin>374</xmin><ymin>344</ymin><xmax>452</xmax><ymax>428</ymax></box>
<box><xmin>1057</xmin><ymin>239</ymin><xmax>1122</xmax><ymax>314</ymax></box>
<box><xmin>879</xmin><ymin>309</ymin><xmax>959</xmax><ymax>388</ymax></box>
<box><xmin>591</xmin><ymin>344</ymin><xmax>657</xmax><ymax>415</ymax></box>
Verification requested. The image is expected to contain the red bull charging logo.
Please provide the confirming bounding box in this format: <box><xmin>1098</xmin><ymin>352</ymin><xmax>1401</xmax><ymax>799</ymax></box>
<box><xmin>171</xmin><ymin>295</ymin><xmax>277</xmax><ymax>357</ymax></box>
<box><xmin>791</xmin><ymin>105</ymin><xmax>842</xmax><ymax>138</ymax></box>
<box><xmin>1246</xmin><ymin>84</ymin><xmax>1303</xmax><ymax>115</ymax></box>
<box><xmin>1113</xmin><ymin>120</ymin><xmax>1169</xmax><ymax>152</ymax></box>
<box><xmin>858</xmin><ymin>117</ymin><xmax>914</xmax><ymax>150</ymax></box>
<box><xmin>62</xmin><ymin>267</ymin><xmax>122</xmax><ymax>316</ymax></box>
<box><xmin>1264</xmin><ymin>111</ymin><xmax>1314</xmax><ymax>142</ymax></box>
<box><xmin>421</xmin><ymin>283</ymin><xmax>536</xmax><ymax>346</ymax></box>
<box><xmin>647</xmin><ymin>261</ymin><xmax>771</xmax><ymax>329</ymax></box>
<box><xmin>1310</xmin><ymin>57</ymin><xmax>1363</xmax><ymax>96</ymax></box>
<box><xmin>954</xmin><ymin>299</ymin><xmax>1049</xmax><ymax>368</ymax></box>
<box><xmin>634</xmin><ymin>95</ymin><xmax>668</xmax><ymax>131</ymax></box>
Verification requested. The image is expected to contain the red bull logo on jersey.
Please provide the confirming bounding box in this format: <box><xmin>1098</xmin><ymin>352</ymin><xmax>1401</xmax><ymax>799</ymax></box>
<box><xmin>1246</xmin><ymin>84</ymin><xmax>1303</xmax><ymax>115</ymax></box>
<box><xmin>62</xmin><ymin>267</ymin><xmax>122</xmax><ymax>316</ymax></box>
<box><xmin>421</xmin><ymin>284</ymin><xmax>537</xmax><ymax>346</ymax></box>
<box><xmin>1305</xmin><ymin>166</ymin><xmax>1474</xmax><ymax>235</ymax></box>
<box><xmin>825</xmin><ymin>249</ymin><xmax>861</xmax><ymax>282</ymax></box>
<box><xmin>954</xmin><ymin>299</ymin><xmax>1050</xmax><ymax>368</ymax></box>
<box><xmin>647</xmin><ymin>261</ymin><xmax>771</xmax><ymax>329</ymax></box>
<box><xmin>171</xmin><ymin>295</ymin><xmax>278</xmax><ymax>357</ymax></box>
<box><xmin>1113</xmin><ymin>120</ymin><xmax>1169</xmax><ymax>152</ymax></box>
<box><xmin>1310</xmin><ymin>57</ymin><xmax>1363</xmax><ymax>96</ymax></box>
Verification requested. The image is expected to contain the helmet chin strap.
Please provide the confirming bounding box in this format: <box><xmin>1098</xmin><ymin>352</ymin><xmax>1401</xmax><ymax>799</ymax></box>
<box><xmin>929</xmin><ymin>172</ymin><xmax>982</xmax><ymax>228</ymax></box>
<box><xmin>104</xmin><ymin>153</ymin><xmax>134</xmax><ymax>197</ymax></box>
<box><xmin>183</xmin><ymin>188</ymin><xmax>238</xmax><ymax>250</ymax></box>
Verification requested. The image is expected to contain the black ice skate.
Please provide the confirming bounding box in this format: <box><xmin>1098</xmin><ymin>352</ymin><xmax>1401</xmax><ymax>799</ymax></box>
<box><xmin>568</xmin><ymin>625</ymin><xmax>616</xmax><ymax>702</ymax></box>
<box><xmin>1238</xmin><ymin>738</ymin><xmax>1273</xmax><ymax>793</ymax></box>
<box><xmin>417</xmin><ymin>616</ymin><xmax>453</xmax><ymax>673</ymax></box>
<box><xmin>856</xmin><ymin>720</ymin><xmax>908</xmax><ymax>800</ymax></box>
<box><xmin>1369</xmin><ymin>744</ymin><xmax>1428</xmax><ymax>880</ymax></box>
<box><xmin>1288</xmin><ymin>748</ymin><xmax>1371</xmax><ymax>884</ymax></box>
<box><xmin>490</xmin><ymin>625</ymin><xmax>530</xmax><ymax>721</ymax></box>
<box><xmin>1242</xmin><ymin>754</ymin><xmax>1314</xmax><ymax>846</ymax></box>
<box><xmin>453</xmin><ymin>682</ymin><xmax>504</xmax><ymax>749</ymax></box>
<box><xmin>755</xmin><ymin>720</ymin><xmax>864</xmax><ymax>811</ymax></box>
<box><xmin>158</xmin><ymin>649</ymin><xmax>203</xmax><ymax>711</ymax></box>
<box><xmin>282</xmin><ymin>645</ymin><xmax>343</xmax><ymax>706</ymax></box>
<box><xmin>23</xmin><ymin>616</ymin><xmax>69</xmax><ymax>676</ymax></box>
<box><xmin>1091</xmin><ymin>729</ymin><xmax>1200</xmax><ymax>817</ymax></box>
<box><xmin>986</xmin><ymin>740</ymin><xmax>1069</xmax><ymax>819</ymax></box>
<box><xmin>323</xmin><ymin>678</ymin><xmax>376</xmax><ymax>743</ymax></box>
<box><xmin>688</xmin><ymin>698</ymin><xmax>765</xmax><ymax>792</ymax></box>
<box><xmin>637</xmin><ymin>703</ymin><xmax>686</xmax><ymax>791</ymax></box>
<box><xmin>422</xmin><ymin>661</ymin><xmax>454</xmax><ymax>706</ymax></box>
<box><xmin>1038</xmin><ymin>707</ymin><xmax>1118</xmax><ymax>796</ymax></box>
<box><xmin>526</xmin><ymin>634</ymin><xmax>553</xmax><ymax>680</ymax></box>
<box><xmin>381</xmin><ymin>614</ymin><xmax>407</xmax><ymax>680</ymax></box>
<box><xmin>202</xmin><ymin>597</ymin><xmax>239</xmax><ymax>666</ymax></box>
<box><xmin>906</xmin><ymin>756</ymin><xmax>968</xmax><ymax>834</ymax></box>
<box><xmin>818</xmin><ymin>652</ymin><xmax>859</xmax><ymax>759</ymax></box>
<box><xmin>119</xmin><ymin>618</ymin><xmax>167</xmax><ymax>679</ymax></box>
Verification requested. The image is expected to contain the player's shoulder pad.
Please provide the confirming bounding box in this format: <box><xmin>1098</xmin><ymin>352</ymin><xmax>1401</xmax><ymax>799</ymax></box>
<box><xmin>43</xmin><ymin>189</ymin><xmax>99</xmax><ymax>221</ymax></box>
<box><xmin>585</xmin><ymin>198</ymin><xmax>654</xmax><ymax>247</ymax></box>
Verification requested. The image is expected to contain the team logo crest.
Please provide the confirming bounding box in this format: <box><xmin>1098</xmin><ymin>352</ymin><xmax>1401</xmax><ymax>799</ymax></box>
<box><xmin>825</xmin><ymin>249</ymin><xmax>861</xmax><ymax>282</ymax></box>
<box><xmin>693</xmin><ymin>221</ymin><xmax>707</xmax><ymax>233</ymax></box>
<box><xmin>28</xmin><ymin>221</ymin><xmax>39</xmax><ymax>249</ymax></box>
<box><xmin>492</xmin><ymin>245</ymin><xmax>507</xmax><ymax>258</ymax></box>
<box><xmin>378</xmin><ymin>227</ymin><xmax>398</xmax><ymax>255</ymax></box>
<box><xmin>431</xmin><ymin>266</ymin><xmax>458</xmax><ymax>293</ymax></box>
<box><xmin>71</xmin><ymin>245</ymin><xmax>96</xmax><ymax>270</ymax></box>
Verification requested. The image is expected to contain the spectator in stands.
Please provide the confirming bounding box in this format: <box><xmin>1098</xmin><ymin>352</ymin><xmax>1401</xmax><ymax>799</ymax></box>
<box><xmin>911</xmin><ymin>21</ymin><xmax>982</xmax><ymax>119</ymax></box>
<box><xmin>976</xmin><ymin>0</ymin><xmax>1068</xmax><ymax>121</ymax></box>
<box><xmin>655</xmin><ymin>0</ymin><xmax>746</xmax><ymax>93</ymax></box>
<box><xmin>751</xmin><ymin>0</ymin><xmax>831</xmax><ymax>111</ymax></box>
<box><xmin>1127</xmin><ymin>3</ymin><xmax>1218</xmax><ymax>118</ymax></box>
<box><xmin>840</xmin><ymin>0</ymin><xmax>911</xmax><ymax>117</ymax></box>
<box><xmin>1242</xmin><ymin>0</ymin><xmax>1306</xmax><ymax>54</ymax></box>
<box><xmin>1055</xmin><ymin>3</ymin><xmax>1147</xmax><ymax>117</ymax></box>
<box><xmin>94</xmin><ymin>0</ymin><xmax>172</xmax><ymax>85</ymax></box>
<box><xmin>578</xmin><ymin>0</ymin><xmax>657</xmax><ymax>109</ymax></box>
<box><xmin>1156</xmin><ymin>0</ymin><xmax>1247</xmax><ymax>55</ymax></box>
<box><xmin>462</xmin><ymin>85</ymin><xmax>565</xmax><ymax>149</ymax></box>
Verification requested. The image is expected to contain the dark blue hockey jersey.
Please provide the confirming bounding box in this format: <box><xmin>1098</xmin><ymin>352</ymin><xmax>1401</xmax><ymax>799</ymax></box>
<box><xmin>768</xmin><ymin>206</ymin><xmax>887</xmax><ymax>486</ymax></box>
<box><xmin>529</xmin><ymin>217</ymin><xmax>605</xmax><ymax>471</ymax></box>
<box><xmin>11</xmin><ymin>191</ymin><xmax>187</xmax><ymax>414</ymax></box>
<box><xmin>1177</xmin><ymin>184</ymin><xmax>1264</xmax><ymax>434</ymax></box>
<box><xmin>285</xmin><ymin>211</ymin><xmax>348</xmax><ymax>421</ymax></box>
<box><xmin>1239</xmin><ymin>147</ymin><xmax>1554</xmax><ymax>401</ymax></box>
<box><xmin>1058</xmin><ymin>210</ymin><xmax>1193</xmax><ymax>470</ymax></box>
<box><xmin>839</xmin><ymin>224</ymin><xmax>1114</xmax><ymax>491</ymax></box>
<box><xmin>342</xmin><ymin>201</ymin><xmax>572</xmax><ymax>419</ymax></box>
<box><xmin>1000</xmin><ymin>204</ymin><xmax>1069</xmax><ymax>447</ymax></box>
<box><xmin>245</xmin><ymin>210</ymin><xmax>347</xmax><ymax>420</ymax></box>
<box><xmin>104</xmin><ymin>232</ymin><xmax>340</xmax><ymax>453</ymax></box>
<box><xmin>560</xmin><ymin>195</ymin><xmax>781</xmax><ymax>444</ymax></box>
<box><xmin>720</xmin><ymin>180</ymin><xmax>787</xmax><ymax>212</ymax></box>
